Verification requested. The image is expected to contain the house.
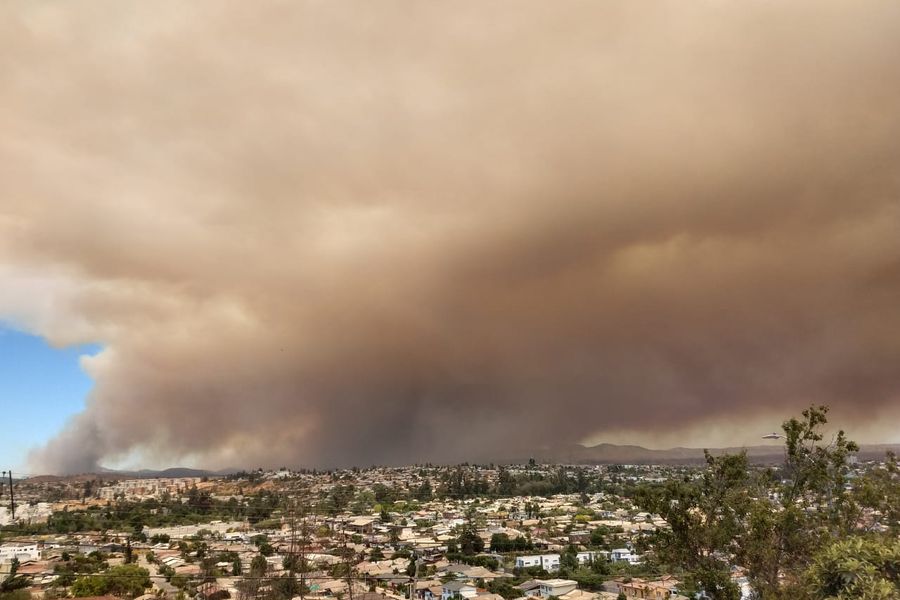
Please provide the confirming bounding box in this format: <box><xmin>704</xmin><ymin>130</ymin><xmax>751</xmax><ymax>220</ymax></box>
<box><xmin>537</xmin><ymin>579</ymin><xmax>578</xmax><ymax>598</ymax></box>
<box><xmin>415</xmin><ymin>580</ymin><xmax>442</xmax><ymax>600</ymax></box>
<box><xmin>568</xmin><ymin>530</ymin><xmax>591</xmax><ymax>544</ymax></box>
<box><xmin>445</xmin><ymin>564</ymin><xmax>502</xmax><ymax>581</ymax></box>
<box><xmin>576</xmin><ymin>551</ymin><xmax>607</xmax><ymax>565</ymax></box>
<box><xmin>441</xmin><ymin>581</ymin><xmax>477</xmax><ymax>600</ymax></box>
<box><xmin>0</xmin><ymin>543</ymin><xmax>41</xmax><ymax>564</ymax></box>
<box><xmin>515</xmin><ymin>554</ymin><xmax>560</xmax><ymax>571</ymax></box>
<box><xmin>615</xmin><ymin>577</ymin><xmax>679</xmax><ymax>600</ymax></box>
<box><xmin>559</xmin><ymin>591</ymin><xmax>607</xmax><ymax>600</ymax></box>
<box><xmin>161</xmin><ymin>556</ymin><xmax>185</xmax><ymax>569</ymax></box>
<box><xmin>423</xmin><ymin>585</ymin><xmax>443</xmax><ymax>600</ymax></box>
<box><xmin>356</xmin><ymin>593</ymin><xmax>391</xmax><ymax>600</ymax></box>
<box><xmin>633</xmin><ymin>513</ymin><xmax>652</xmax><ymax>523</ymax></box>
<box><xmin>13</xmin><ymin>560</ymin><xmax>52</xmax><ymax>579</ymax></box>
<box><xmin>517</xmin><ymin>580</ymin><xmax>543</xmax><ymax>597</ymax></box>
<box><xmin>347</xmin><ymin>516</ymin><xmax>378</xmax><ymax>534</ymax></box>
<box><xmin>610</xmin><ymin>548</ymin><xmax>640</xmax><ymax>564</ymax></box>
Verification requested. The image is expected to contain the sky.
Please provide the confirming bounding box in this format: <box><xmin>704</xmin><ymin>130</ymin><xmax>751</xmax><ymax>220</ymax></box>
<box><xmin>0</xmin><ymin>327</ymin><xmax>99</xmax><ymax>472</ymax></box>
<box><xmin>2</xmin><ymin>1</ymin><xmax>900</xmax><ymax>474</ymax></box>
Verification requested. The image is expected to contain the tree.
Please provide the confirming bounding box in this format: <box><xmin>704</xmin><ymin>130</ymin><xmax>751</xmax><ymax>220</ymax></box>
<box><xmin>853</xmin><ymin>451</ymin><xmax>900</xmax><ymax>535</ymax></box>
<box><xmin>457</xmin><ymin>513</ymin><xmax>484</xmax><ymax>556</ymax></box>
<box><xmin>415</xmin><ymin>480</ymin><xmax>433</xmax><ymax>501</ymax></box>
<box><xmin>589</xmin><ymin>556</ymin><xmax>609</xmax><ymax>576</ymax></box>
<box><xmin>559</xmin><ymin>546</ymin><xmax>579</xmax><ymax>574</ymax></box>
<box><xmin>804</xmin><ymin>536</ymin><xmax>900</xmax><ymax>599</ymax></box>
<box><xmin>72</xmin><ymin>564</ymin><xmax>150</xmax><ymax>598</ymax></box>
<box><xmin>250</xmin><ymin>555</ymin><xmax>268</xmax><ymax>578</ymax></box>
<box><xmin>490</xmin><ymin>533</ymin><xmax>510</xmax><ymax>552</ymax></box>
<box><xmin>636</xmin><ymin>451</ymin><xmax>749</xmax><ymax>600</ymax></box>
<box><xmin>589</xmin><ymin>527</ymin><xmax>607</xmax><ymax>548</ymax></box>
<box><xmin>270</xmin><ymin>575</ymin><xmax>303</xmax><ymax>600</ymax></box>
<box><xmin>497</xmin><ymin>467</ymin><xmax>516</xmax><ymax>497</ymax></box>
<box><xmin>637</xmin><ymin>405</ymin><xmax>870</xmax><ymax>600</ymax></box>
<box><xmin>201</xmin><ymin>555</ymin><xmax>218</xmax><ymax>579</ymax></box>
<box><xmin>739</xmin><ymin>406</ymin><xmax>859</xmax><ymax>598</ymax></box>
<box><xmin>486</xmin><ymin>579</ymin><xmax>518</xmax><ymax>600</ymax></box>
<box><xmin>0</xmin><ymin>560</ymin><xmax>30</xmax><ymax>595</ymax></box>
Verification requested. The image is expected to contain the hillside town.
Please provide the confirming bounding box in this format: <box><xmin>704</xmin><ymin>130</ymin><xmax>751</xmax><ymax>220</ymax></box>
<box><xmin>2</xmin><ymin>445</ymin><xmax>898</xmax><ymax>600</ymax></box>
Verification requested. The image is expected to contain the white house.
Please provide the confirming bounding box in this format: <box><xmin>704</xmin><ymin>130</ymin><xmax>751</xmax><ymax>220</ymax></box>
<box><xmin>441</xmin><ymin>581</ymin><xmax>477</xmax><ymax>600</ymax></box>
<box><xmin>515</xmin><ymin>554</ymin><xmax>561</xmax><ymax>571</ymax></box>
<box><xmin>0</xmin><ymin>543</ymin><xmax>40</xmax><ymax>564</ymax></box>
<box><xmin>610</xmin><ymin>548</ymin><xmax>640</xmax><ymax>564</ymax></box>
<box><xmin>161</xmin><ymin>556</ymin><xmax>185</xmax><ymax>568</ymax></box>
<box><xmin>538</xmin><ymin>579</ymin><xmax>577</xmax><ymax>598</ymax></box>
<box><xmin>575</xmin><ymin>551</ymin><xmax>607</xmax><ymax>565</ymax></box>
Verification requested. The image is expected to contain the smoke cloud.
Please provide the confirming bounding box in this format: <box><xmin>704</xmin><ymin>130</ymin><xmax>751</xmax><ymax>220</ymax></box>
<box><xmin>2</xmin><ymin>1</ymin><xmax>900</xmax><ymax>473</ymax></box>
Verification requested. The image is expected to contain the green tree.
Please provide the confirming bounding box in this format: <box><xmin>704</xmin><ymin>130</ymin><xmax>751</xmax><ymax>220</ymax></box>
<box><xmin>852</xmin><ymin>451</ymin><xmax>900</xmax><ymax>535</ymax></box>
<box><xmin>638</xmin><ymin>405</ymin><xmax>869</xmax><ymax>600</ymax></box>
<box><xmin>636</xmin><ymin>451</ymin><xmax>749</xmax><ymax>600</ymax></box>
<box><xmin>0</xmin><ymin>560</ymin><xmax>30</xmax><ymax>595</ymax></box>
<box><xmin>72</xmin><ymin>564</ymin><xmax>150</xmax><ymax>598</ymax></box>
<box><xmin>457</xmin><ymin>519</ymin><xmax>484</xmax><ymax>555</ymax></box>
<box><xmin>486</xmin><ymin>579</ymin><xmax>518</xmax><ymax>600</ymax></box>
<box><xmin>739</xmin><ymin>406</ymin><xmax>860</xmax><ymax>598</ymax></box>
<box><xmin>497</xmin><ymin>467</ymin><xmax>516</xmax><ymax>497</ymax></box>
<box><xmin>456</xmin><ymin>508</ymin><xmax>485</xmax><ymax>556</ymax></box>
<box><xmin>559</xmin><ymin>546</ymin><xmax>579</xmax><ymax>574</ymax></box>
<box><xmin>804</xmin><ymin>536</ymin><xmax>900</xmax><ymax>599</ymax></box>
<box><xmin>416</xmin><ymin>480</ymin><xmax>433</xmax><ymax>501</ymax></box>
<box><xmin>250</xmin><ymin>555</ymin><xmax>268</xmax><ymax>578</ymax></box>
<box><xmin>490</xmin><ymin>533</ymin><xmax>511</xmax><ymax>552</ymax></box>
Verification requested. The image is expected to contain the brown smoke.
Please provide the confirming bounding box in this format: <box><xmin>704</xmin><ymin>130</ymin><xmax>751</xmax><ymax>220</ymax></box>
<box><xmin>1</xmin><ymin>1</ymin><xmax>899</xmax><ymax>473</ymax></box>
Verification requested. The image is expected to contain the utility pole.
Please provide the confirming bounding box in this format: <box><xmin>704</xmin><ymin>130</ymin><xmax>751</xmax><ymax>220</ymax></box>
<box><xmin>288</xmin><ymin>501</ymin><xmax>296</xmax><ymax>582</ymax></box>
<box><xmin>409</xmin><ymin>555</ymin><xmax>423</xmax><ymax>600</ymax></box>
<box><xmin>297</xmin><ymin>496</ymin><xmax>309</xmax><ymax>600</ymax></box>
<box><xmin>340</xmin><ymin>522</ymin><xmax>354</xmax><ymax>600</ymax></box>
<box><xmin>2</xmin><ymin>471</ymin><xmax>14</xmax><ymax>521</ymax></box>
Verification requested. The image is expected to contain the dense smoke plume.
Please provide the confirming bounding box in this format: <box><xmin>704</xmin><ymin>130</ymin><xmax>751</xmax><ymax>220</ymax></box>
<box><xmin>2</xmin><ymin>2</ymin><xmax>900</xmax><ymax>473</ymax></box>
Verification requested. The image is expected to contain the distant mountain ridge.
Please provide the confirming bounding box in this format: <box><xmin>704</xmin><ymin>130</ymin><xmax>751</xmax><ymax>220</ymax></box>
<box><xmin>25</xmin><ymin>467</ymin><xmax>234</xmax><ymax>483</ymax></box>
<box><xmin>23</xmin><ymin>443</ymin><xmax>900</xmax><ymax>480</ymax></box>
<box><xmin>521</xmin><ymin>442</ymin><xmax>900</xmax><ymax>465</ymax></box>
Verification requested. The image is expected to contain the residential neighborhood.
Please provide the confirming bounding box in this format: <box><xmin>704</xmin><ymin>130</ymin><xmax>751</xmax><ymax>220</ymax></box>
<box><xmin>2</xmin><ymin>451</ymin><xmax>898</xmax><ymax>600</ymax></box>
